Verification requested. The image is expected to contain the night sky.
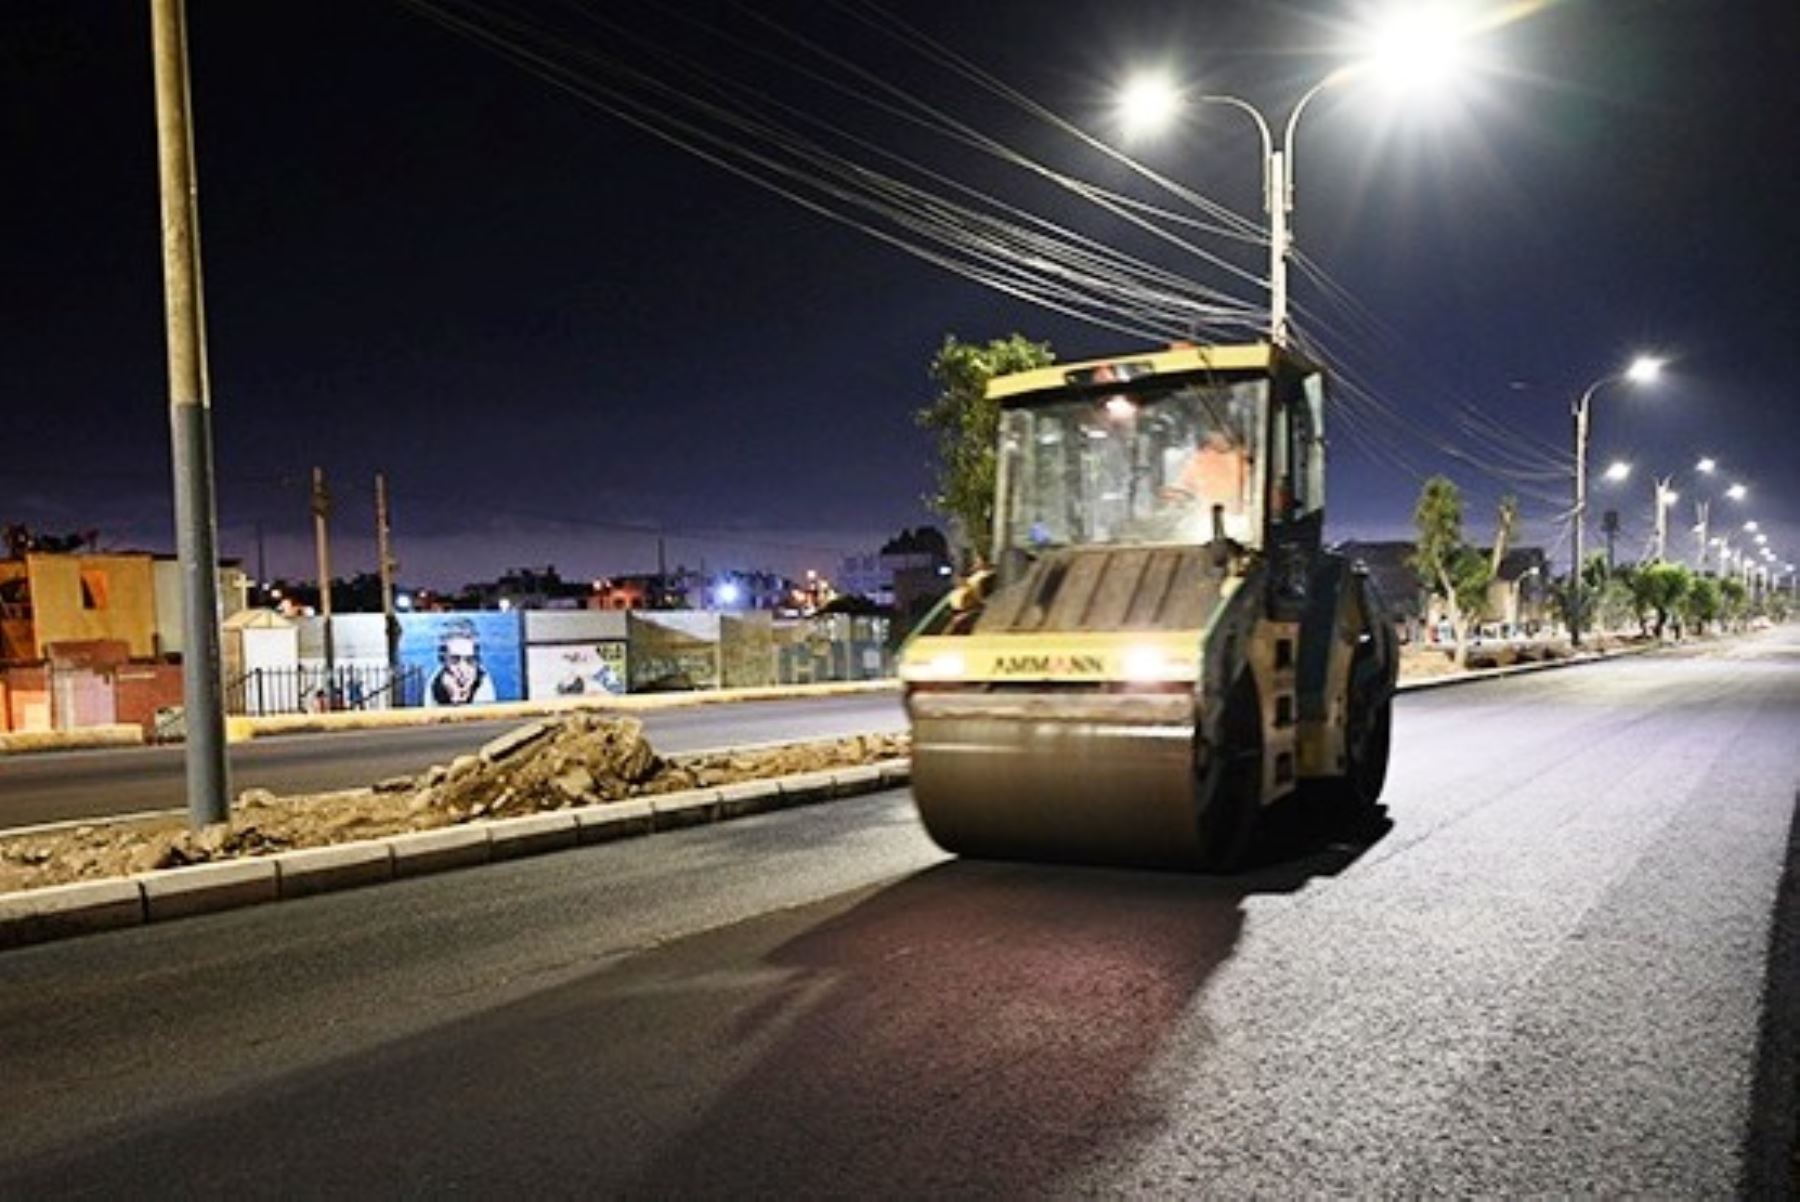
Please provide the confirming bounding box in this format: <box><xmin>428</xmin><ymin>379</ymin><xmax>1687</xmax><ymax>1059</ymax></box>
<box><xmin>3</xmin><ymin>1</ymin><xmax>1796</xmax><ymax>590</ymax></box>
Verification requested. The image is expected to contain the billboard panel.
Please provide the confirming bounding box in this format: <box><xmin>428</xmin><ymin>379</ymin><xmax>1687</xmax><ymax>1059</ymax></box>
<box><xmin>398</xmin><ymin>612</ymin><xmax>523</xmax><ymax>707</ymax></box>
<box><xmin>524</xmin><ymin>610</ymin><xmax>628</xmax><ymax>643</ymax></box>
<box><xmin>526</xmin><ymin>641</ymin><xmax>627</xmax><ymax>699</ymax></box>
<box><xmin>627</xmin><ymin>612</ymin><xmax>720</xmax><ymax>691</ymax></box>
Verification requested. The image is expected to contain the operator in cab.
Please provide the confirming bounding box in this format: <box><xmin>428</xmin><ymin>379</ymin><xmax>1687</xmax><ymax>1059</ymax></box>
<box><xmin>1160</xmin><ymin>424</ymin><xmax>1248</xmax><ymax>539</ymax></box>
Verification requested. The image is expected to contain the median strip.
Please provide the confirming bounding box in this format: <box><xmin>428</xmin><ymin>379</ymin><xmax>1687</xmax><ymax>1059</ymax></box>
<box><xmin>0</xmin><ymin>638</ymin><xmax>1668</xmax><ymax>951</ymax></box>
<box><xmin>0</xmin><ymin>714</ymin><xmax>911</xmax><ymax>950</ymax></box>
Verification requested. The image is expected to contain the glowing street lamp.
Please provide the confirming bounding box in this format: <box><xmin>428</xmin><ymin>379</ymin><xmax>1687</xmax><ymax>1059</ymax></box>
<box><xmin>1117</xmin><ymin>8</ymin><xmax>1477</xmax><ymax>346</ymax></box>
<box><xmin>1696</xmin><ymin>457</ymin><xmax>1717</xmax><ymax>473</ymax></box>
<box><xmin>1603</xmin><ymin>461</ymin><xmax>1632</xmax><ymax>482</ymax></box>
<box><xmin>1118</xmin><ymin>72</ymin><xmax>1182</xmax><ymax>140</ymax></box>
<box><xmin>1727</xmin><ymin>483</ymin><xmax>1748</xmax><ymax>501</ymax></box>
<box><xmin>1570</xmin><ymin>355</ymin><xmax>1664</xmax><ymax>645</ymax></box>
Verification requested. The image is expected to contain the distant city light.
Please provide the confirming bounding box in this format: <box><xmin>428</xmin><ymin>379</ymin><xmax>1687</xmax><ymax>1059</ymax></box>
<box><xmin>396</xmin><ymin>593</ymin><xmax>413</xmax><ymax>611</ymax></box>
<box><xmin>716</xmin><ymin>581</ymin><xmax>741</xmax><ymax>606</ymax></box>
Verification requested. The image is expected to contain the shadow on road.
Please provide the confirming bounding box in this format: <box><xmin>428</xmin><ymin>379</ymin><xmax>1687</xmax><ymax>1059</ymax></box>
<box><xmin>1741</xmin><ymin>790</ymin><xmax>1799</xmax><ymax>1200</ymax></box>
<box><xmin>628</xmin><ymin>811</ymin><xmax>1391</xmax><ymax>1197</ymax></box>
<box><xmin>0</xmin><ymin>808</ymin><xmax>1388</xmax><ymax>1198</ymax></box>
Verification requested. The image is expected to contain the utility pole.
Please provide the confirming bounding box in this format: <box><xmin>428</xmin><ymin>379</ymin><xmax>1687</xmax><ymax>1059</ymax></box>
<box><xmin>375</xmin><ymin>471</ymin><xmax>399</xmax><ymax>674</ymax></box>
<box><xmin>151</xmin><ymin>0</ymin><xmax>229</xmax><ymax>828</ymax></box>
<box><xmin>1693</xmin><ymin>499</ymin><xmax>1710</xmax><ymax>573</ymax></box>
<box><xmin>311</xmin><ymin>465</ymin><xmax>335</xmax><ymax>705</ymax></box>
<box><xmin>1571</xmin><ymin>393</ymin><xmax>1589</xmax><ymax>645</ymax></box>
<box><xmin>1652</xmin><ymin>475</ymin><xmax>1674</xmax><ymax>563</ymax></box>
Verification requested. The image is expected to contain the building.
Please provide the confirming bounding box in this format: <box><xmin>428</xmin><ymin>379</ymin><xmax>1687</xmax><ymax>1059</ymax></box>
<box><xmin>0</xmin><ymin>549</ymin><xmax>246</xmax><ymax>733</ymax></box>
<box><xmin>839</xmin><ymin>527</ymin><xmax>953</xmax><ymax>618</ymax></box>
<box><xmin>1331</xmin><ymin>541</ymin><xmax>1551</xmax><ymax>640</ymax></box>
<box><xmin>465</xmin><ymin>565</ymin><xmax>589</xmax><ymax>611</ymax></box>
<box><xmin>1332</xmin><ymin>541</ymin><xmax>1426</xmax><ymax>638</ymax></box>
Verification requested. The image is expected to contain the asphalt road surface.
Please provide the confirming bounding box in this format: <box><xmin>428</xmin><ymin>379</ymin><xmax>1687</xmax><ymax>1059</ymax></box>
<box><xmin>1</xmin><ymin>632</ymin><xmax>1795</xmax><ymax>1197</ymax></box>
<box><xmin>0</xmin><ymin>693</ymin><xmax>907</xmax><ymax>832</ymax></box>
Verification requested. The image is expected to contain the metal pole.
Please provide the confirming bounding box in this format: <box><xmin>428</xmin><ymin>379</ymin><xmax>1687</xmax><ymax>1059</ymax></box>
<box><xmin>375</xmin><ymin>471</ymin><xmax>399</xmax><ymax>676</ymax></box>
<box><xmin>1694</xmin><ymin>499</ymin><xmax>1709</xmax><ymax>573</ymax></box>
<box><xmin>311</xmin><ymin>466</ymin><xmax>336</xmax><ymax>705</ymax></box>
<box><xmin>1267</xmin><ymin>146</ymin><xmax>1290</xmax><ymax>347</ymax></box>
<box><xmin>1571</xmin><ymin>392</ymin><xmax>1589</xmax><ymax>646</ymax></box>
<box><xmin>1653</xmin><ymin>476</ymin><xmax>1670</xmax><ymax>563</ymax></box>
<box><xmin>151</xmin><ymin>0</ymin><xmax>229</xmax><ymax>828</ymax></box>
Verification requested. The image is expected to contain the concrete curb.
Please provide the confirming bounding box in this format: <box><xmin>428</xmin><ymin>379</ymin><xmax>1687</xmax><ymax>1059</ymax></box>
<box><xmin>1394</xmin><ymin>641</ymin><xmax>1660</xmax><ymax>695</ymax></box>
<box><xmin>224</xmin><ymin>679</ymin><xmax>901</xmax><ymax>742</ymax></box>
<box><xmin>0</xmin><ymin>643</ymin><xmax>1673</xmax><ymax>951</ymax></box>
<box><xmin>0</xmin><ymin>725</ymin><xmax>146</xmax><ymax>756</ymax></box>
<box><xmin>0</xmin><ymin>756</ymin><xmax>912</xmax><ymax>952</ymax></box>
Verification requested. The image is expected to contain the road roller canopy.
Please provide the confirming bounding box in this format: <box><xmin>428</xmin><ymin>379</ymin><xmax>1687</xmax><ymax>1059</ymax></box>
<box><xmin>988</xmin><ymin>343</ymin><xmax>1325</xmax><ymax>559</ymax></box>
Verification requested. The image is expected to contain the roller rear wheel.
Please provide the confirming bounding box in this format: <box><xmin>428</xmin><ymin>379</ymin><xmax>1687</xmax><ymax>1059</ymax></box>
<box><xmin>1196</xmin><ymin>674</ymin><xmax>1263</xmax><ymax>873</ymax></box>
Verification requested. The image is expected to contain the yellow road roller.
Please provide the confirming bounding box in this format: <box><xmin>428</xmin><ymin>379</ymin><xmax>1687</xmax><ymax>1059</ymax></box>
<box><xmin>900</xmin><ymin>342</ymin><xmax>1397</xmax><ymax>871</ymax></box>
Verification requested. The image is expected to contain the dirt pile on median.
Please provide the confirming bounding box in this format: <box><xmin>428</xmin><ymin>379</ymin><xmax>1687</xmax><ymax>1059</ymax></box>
<box><xmin>0</xmin><ymin>716</ymin><xmax>908</xmax><ymax>895</ymax></box>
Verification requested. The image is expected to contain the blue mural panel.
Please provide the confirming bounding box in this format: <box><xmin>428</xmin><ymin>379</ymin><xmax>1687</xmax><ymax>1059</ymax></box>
<box><xmin>397</xmin><ymin>612</ymin><xmax>523</xmax><ymax>707</ymax></box>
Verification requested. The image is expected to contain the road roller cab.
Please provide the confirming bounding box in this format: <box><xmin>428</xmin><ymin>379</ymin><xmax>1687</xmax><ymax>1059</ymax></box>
<box><xmin>900</xmin><ymin>342</ymin><xmax>1397</xmax><ymax>871</ymax></box>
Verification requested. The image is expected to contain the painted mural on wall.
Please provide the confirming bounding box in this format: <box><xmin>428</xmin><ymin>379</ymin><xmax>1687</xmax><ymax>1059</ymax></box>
<box><xmin>627</xmin><ymin>612</ymin><xmax>720</xmax><ymax>691</ymax></box>
<box><xmin>398</xmin><ymin>613</ymin><xmax>523</xmax><ymax>707</ymax></box>
<box><xmin>526</xmin><ymin>641</ymin><xmax>627</xmax><ymax>698</ymax></box>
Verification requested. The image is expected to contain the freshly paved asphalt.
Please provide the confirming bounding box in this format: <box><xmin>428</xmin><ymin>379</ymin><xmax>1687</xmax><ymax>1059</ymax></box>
<box><xmin>0</xmin><ymin>693</ymin><xmax>907</xmax><ymax>831</ymax></box>
<box><xmin>0</xmin><ymin>631</ymin><xmax>1795</xmax><ymax>1197</ymax></box>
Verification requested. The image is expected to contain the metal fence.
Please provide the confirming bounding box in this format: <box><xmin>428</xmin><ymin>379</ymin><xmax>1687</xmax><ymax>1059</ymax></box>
<box><xmin>225</xmin><ymin>664</ymin><xmax>421</xmax><ymax>716</ymax></box>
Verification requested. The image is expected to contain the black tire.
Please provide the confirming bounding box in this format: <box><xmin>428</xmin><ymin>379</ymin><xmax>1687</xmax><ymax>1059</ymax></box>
<box><xmin>1306</xmin><ymin>634</ymin><xmax>1393</xmax><ymax>815</ymax></box>
<box><xmin>1196</xmin><ymin>674</ymin><xmax>1263</xmax><ymax>872</ymax></box>
<box><xmin>1340</xmin><ymin>692</ymin><xmax>1392</xmax><ymax>808</ymax></box>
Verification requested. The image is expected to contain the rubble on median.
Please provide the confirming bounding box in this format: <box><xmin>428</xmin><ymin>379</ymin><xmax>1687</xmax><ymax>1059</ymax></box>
<box><xmin>0</xmin><ymin>715</ymin><xmax>909</xmax><ymax>896</ymax></box>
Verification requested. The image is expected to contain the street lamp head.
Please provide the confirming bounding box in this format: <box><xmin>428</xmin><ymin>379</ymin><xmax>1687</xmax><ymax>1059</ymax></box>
<box><xmin>1118</xmin><ymin>71</ymin><xmax>1182</xmax><ymax>139</ymax></box>
<box><xmin>1660</xmin><ymin>488</ymin><xmax>1680</xmax><ymax>506</ymax></box>
<box><xmin>1359</xmin><ymin>5</ymin><xmax>1468</xmax><ymax>93</ymax></box>
<box><xmin>1727</xmin><ymin>483</ymin><xmax>1748</xmax><ymax>501</ymax></box>
<box><xmin>1603</xmin><ymin>461</ymin><xmax>1631</xmax><ymax>482</ymax></box>
<box><xmin>1695</xmin><ymin>456</ymin><xmax>1717</xmax><ymax>473</ymax></box>
<box><xmin>1745</xmin><ymin>520</ymin><xmax>1760</xmax><ymax>532</ymax></box>
<box><xmin>1624</xmin><ymin>355</ymin><xmax>1664</xmax><ymax>385</ymax></box>
<box><xmin>1756</xmin><ymin>533</ymin><xmax>1769</xmax><ymax>545</ymax></box>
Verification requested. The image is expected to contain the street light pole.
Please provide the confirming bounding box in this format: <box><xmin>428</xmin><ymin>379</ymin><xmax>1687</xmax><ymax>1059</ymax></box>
<box><xmin>1199</xmin><ymin>77</ymin><xmax>1338</xmax><ymax>348</ymax></box>
<box><xmin>1693</xmin><ymin>499</ymin><xmax>1710</xmax><ymax>572</ymax></box>
<box><xmin>1652</xmin><ymin>475</ymin><xmax>1677</xmax><ymax>563</ymax></box>
<box><xmin>1571</xmin><ymin>381</ymin><xmax>1596</xmax><ymax>646</ymax></box>
<box><xmin>150</xmin><ymin>0</ymin><xmax>229</xmax><ymax>828</ymax></box>
<box><xmin>1568</xmin><ymin>358</ymin><xmax>1661</xmax><ymax>646</ymax></box>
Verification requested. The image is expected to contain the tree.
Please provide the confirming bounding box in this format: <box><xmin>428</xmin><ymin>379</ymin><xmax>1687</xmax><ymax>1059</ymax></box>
<box><xmin>1633</xmin><ymin>561</ymin><xmax>1693</xmax><ymax>639</ymax></box>
<box><xmin>917</xmin><ymin>334</ymin><xmax>1054</xmax><ymax>565</ymax></box>
<box><xmin>1410</xmin><ymin>476</ymin><xmax>1491</xmax><ymax>669</ymax></box>
<box><xmin>1682</xmin><ymin>575</ymin><xmax>1721</xmax><ymax>636</ymax></box>
<box><xmin>1719</xmin><ymin>576</ymin><xmax>1750</xmax><ymax>630</ymax></box>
